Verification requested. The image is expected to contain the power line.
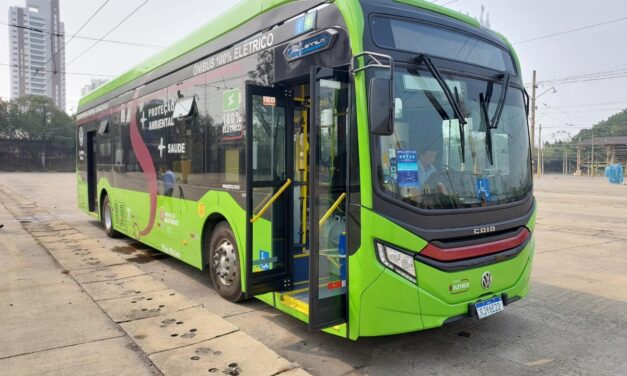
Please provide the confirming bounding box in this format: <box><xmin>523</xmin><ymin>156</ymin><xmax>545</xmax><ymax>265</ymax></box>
<box><xmin>544</xmin><ymin>100</ymin><xmax>627</xmax><ymax>109</ymax></box>
<box><xmin>537</xmin><ymin>60</ymin><xmax>627</xmax><ymax>81</ymax></box>
<box><xmin>1</xmin><ymin>62</ymin><xmax>112</xmax><ymax>78</ymax></box>
<box><xmin>547</xmin><ymin>68</ymin><xmax>627</xmax><ymax>80</ymax></box>
<box><xmin>542</xmin><ymin>102</ymin><xmax>599</xmax><ymax>124</ymax></box>
<box><xmin>1</xmin><ymin>21</ymin><xmax>165</xmax><ymax>48</ymax></box>
<box><xmin>32</xmin><ymin>0</ymin><xmax>110</xmax><ymax>80</ymax></box>
<box><xmin>58</xmin><ymin>0</ymin><xmax>110</xmax><ymax>48</ymax></box>
<box><xmin>514</xmin><ymin>16</ymin><xmax>627</xmax><ymax>45</ymax></box>
<box><xmin>525</xmin><ymin>68</ymin><xmax>627</xmax><ymax>86</ymax></box>
<box><xmin>539</xmin><ymin>107</ymin><xmax>627</xmax><ymax>115</ymax></box>
<box><xmin>49</xmin><ymin>33</ymin><xmax>57</xmax><ymax>79</ymax></box>
<box><xmin>67</xmin><ymin>0</ymin><xmax>152</xmax><ymax>67</ymax></box>
<box><xmin>541</xmin><ymin>73</ymin><xmax>627</xmax><ymax>86</ymax></box>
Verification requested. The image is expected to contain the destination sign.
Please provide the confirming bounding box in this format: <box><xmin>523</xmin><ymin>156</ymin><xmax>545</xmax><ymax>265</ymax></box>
<box><xmin>284</xmin><ymin>30</ymin><xmax>337</xmax><ymax>61</ymax></box>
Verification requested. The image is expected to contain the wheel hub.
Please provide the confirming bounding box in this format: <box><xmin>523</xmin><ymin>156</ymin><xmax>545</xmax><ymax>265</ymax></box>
<box><xmin>213</xmin><ymin>240</ymin><xmax>237</xmax><ymax>286</ymax></box>
<box><xmin>104</xmin><ymin>202</ymin><xmax>112</xmax><ymax>231</ymax></box>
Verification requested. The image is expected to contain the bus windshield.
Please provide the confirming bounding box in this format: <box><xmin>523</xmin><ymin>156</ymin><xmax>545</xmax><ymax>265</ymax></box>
<box><xmin>375</xmin><ymin>66</ymin><xmax>532</xmax><ymax>210</ymax></box>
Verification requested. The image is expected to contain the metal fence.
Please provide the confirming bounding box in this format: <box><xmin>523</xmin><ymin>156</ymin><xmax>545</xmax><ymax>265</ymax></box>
<box><xmin>0</xmin><ymin>139</ymin><xmax>75</xmax><ymax>171</ymax></box>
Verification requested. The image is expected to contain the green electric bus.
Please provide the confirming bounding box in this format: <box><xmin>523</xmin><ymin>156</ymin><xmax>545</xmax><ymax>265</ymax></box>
<box><xmin>76</xmin><ymin>0</ymin><xmax>535</xmax><ymax>339</ymax></box>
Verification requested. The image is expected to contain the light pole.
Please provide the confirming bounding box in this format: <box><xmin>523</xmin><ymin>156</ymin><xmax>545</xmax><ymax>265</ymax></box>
<box><xmin>537</xmin><ymin>123</ymin><xmax>543</xmax><ymax>177</ymax></box>
<box><xmin>531</xmin><ymin>86</ymin><xmax>557</xmax><ymax>176</ymax></box>
<box><xmin>537</xmin><ymin>86</ymin><xmax>557</xmax><ymax>100</ymax></box>
<box><xmin>554</xmin><ymin>130</ymin><xmax>573</xmax><ymax>175</ymax></box>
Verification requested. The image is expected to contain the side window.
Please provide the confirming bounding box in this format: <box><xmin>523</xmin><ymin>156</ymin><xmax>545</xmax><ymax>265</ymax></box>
<box><xmin>206</xmin><ymin>72</ymin><xmax>245</xmax><ymax>188</ymax></box>
<box><xmin>172</xmin><ymin>75</ymin><xmax>206</xmax><ymax>184</ymax></box>
<box><xmin>97</xmin><ymin>118</ymin><xmax>112</xmax><ymax>168</ymax></box>
<box><xmin>136</xmin><ymin>88</ymin><xmax>173</xmax><ymax>185</ymax></box>
<box><xmin>111</xmin><ymin>109</ymin><xmax>124</xmax><ymax>171</ymax></box>
<box><xmin>127</xmin><ymin>103</ymin><xmax>141</xmax><ymax>173</ymax></box>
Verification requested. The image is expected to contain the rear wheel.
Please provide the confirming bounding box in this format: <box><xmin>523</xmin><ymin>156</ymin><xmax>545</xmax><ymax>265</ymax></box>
<box><xmin>208</xmin><ymin>222</ymin><xmax>244</xmax><ymax>302</ymax></box>
<box><xmin>101</xmin><ymin>195</ymin><xmax>121</xmax><ymax>238</ymax></box>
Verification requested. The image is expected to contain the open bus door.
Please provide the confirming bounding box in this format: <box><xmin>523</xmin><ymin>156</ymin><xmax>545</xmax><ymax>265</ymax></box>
<box><xmin>245</xmin><ymin>85</ymin><xmax>292</xmax><ymax>297</ymax></box>
<box><xmin>309</xmin><ymin>67</ymin><xmax>349</xmax><ymax>330</ymax></box>
<box><xmin>86</xmin><ymin>130</ymin><xmax>97</xmax><ymax>212</ymax></box>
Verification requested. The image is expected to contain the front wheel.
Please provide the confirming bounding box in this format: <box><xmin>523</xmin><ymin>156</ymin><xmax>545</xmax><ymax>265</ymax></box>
<box><xmin>208</xmin><ymin>222</ymin><xmax>244</xmax><ymax>302</ymax></box>
<box><xmin>101</xmin><ymin>195</ymin><xmax>121</xmax><ymax>238</ymax></box>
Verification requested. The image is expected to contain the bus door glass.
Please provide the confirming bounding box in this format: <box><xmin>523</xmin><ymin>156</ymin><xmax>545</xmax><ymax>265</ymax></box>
<box><xmin>309</xmin><ymin>67</ymin><xmax>349</xmax><ymax>330</ymax></box>
<box><xmin>86</xmin><ymin>130</ymin><xmax>97</xmax><ymax>212</ymax></box>
<box><xmin>245</xmin><ymin>85</ymin><xmax>291</xmax><ymax>296</ymax></box>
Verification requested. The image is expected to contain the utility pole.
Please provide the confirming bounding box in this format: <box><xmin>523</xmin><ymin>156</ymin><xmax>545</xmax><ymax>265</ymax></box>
<box><xmin>41</xmin><ymin>102</ymin><xmax>47</xmax><ymax>169</ymax></box>
<box><xmin>530</xmin><ymin>70</ymin><xmax>537</xmax><ymax>172</ymax></box>
<box><xmin>591</xmin><ymin>133</ymin><xmax>595</xmax><ymax>177</ymax></box>
<box><xmin>537</xmin><ymin>123</ymin><xmax>542</xmax><ymax>177</ymax></box>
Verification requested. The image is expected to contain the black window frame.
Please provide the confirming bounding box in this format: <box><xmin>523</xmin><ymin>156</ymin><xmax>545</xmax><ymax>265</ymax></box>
<box><xmin>368</xmin><ymin>13</ymin><xmax>519</xmax><ymax>77</ymax></box>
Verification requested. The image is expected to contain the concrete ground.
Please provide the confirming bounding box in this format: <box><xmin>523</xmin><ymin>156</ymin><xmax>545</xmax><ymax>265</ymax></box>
<box><xmin>0</xmin><ymin>173</ymin><xmax>626</xmax><ymax>375</ymax></box>
<box><xmin>0</xmin><ymin>196</ymin><xmax>160</xmax><ymax>376</ymax></box>
<box><xmin>0</xmin><ymin>178</ymin><xmax>309</xmax><ymax>376</ymax></box>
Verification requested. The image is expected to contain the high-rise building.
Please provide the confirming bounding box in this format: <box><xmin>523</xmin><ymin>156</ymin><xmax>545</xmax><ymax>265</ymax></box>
<box><xmin>80</xmin><ymin>78</ymin><xmax>108</xmax><ymax>98</ymax></box>
<box><xmin>8</xmin><ymin>0</ymin><xmax>65</xmax><ymax>111</ymax></box>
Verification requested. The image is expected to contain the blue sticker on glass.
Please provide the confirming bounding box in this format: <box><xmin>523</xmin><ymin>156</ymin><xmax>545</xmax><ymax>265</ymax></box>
<box><xmin>294</xmin><ymin>18</ymin><xmax>305</xmax><ymax>34</ymax></box>
<box><xmin>304</xmin><ymin>12</ymin><xmax>316</xmax><ymax>30</ymax></box>
<box><xmin>397</xmin><ymin>150</ymin><xmax>419</xmax><ymax>187</ymax></box>
<box><xmin>476</xmin><ymin>178</ymin><xmax>491</xmax><ymax>200</ymax></box>
<box><xmin>294</xmin><ymin>11</ymin><xmax>316</xmax><ymax>35</ymax></box>
<box><xmin>259</xmin><ymin>250</ymin><xmax>270</xmax><ymax>271</ymax></box>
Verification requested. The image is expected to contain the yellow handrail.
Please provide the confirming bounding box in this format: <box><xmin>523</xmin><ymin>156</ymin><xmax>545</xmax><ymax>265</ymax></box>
<box><xmin>319</xmin><ymin>192</ymin><xmax>346</xmax><ymax>227</ymax></box>
<box><xmin>250</xmin><ymin>178</ymin><xmax>292</xmax><ymax>223</ymax></box>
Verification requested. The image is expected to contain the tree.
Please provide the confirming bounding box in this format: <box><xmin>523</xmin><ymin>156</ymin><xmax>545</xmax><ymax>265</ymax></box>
<box><xmin>572</xmin><ymin>108</ymin><xmax>627</xmax><ymax>143</ymax></box>
<box><xmin>0</xmin><ymin>99</ymin><xmax>8</xmax><ymax>134</ymax></box>
<box><xmin>0</xmin><ymin>95</ymin><xmax>74</xmax><ymax>168</ymax></box>
<box><xmin>541</xmin><ymin>107</ymin><xmax>627</xmax><ymax>173</ymax></box>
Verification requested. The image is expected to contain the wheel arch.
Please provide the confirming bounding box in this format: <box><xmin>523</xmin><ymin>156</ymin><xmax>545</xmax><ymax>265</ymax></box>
<box><xmin>200</xmin><ymin>212</ymin><xmax>228</xmax><ymax>272</ymax></box>
<box><xmin>98</xmin><ymin>188</ymin><xmax>109</xmax><ymax>220</ymax></box>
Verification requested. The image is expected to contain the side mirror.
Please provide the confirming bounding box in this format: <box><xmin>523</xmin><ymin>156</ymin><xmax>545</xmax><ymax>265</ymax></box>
<box><xmin>368</xmin><ymin>77</ymin><xmax>394</xmax><ymax>136</ymax></box>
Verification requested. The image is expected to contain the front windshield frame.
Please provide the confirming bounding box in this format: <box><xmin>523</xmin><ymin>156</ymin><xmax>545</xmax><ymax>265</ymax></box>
<box><xmin>369</xmin><ymin>14</ymin><xmax>519</xmax><ymax>77</ymax></box>
<box><xmin>368</xmin><ymin>62</ymin><xmax>533</xmax><ymax>214</ymax></box>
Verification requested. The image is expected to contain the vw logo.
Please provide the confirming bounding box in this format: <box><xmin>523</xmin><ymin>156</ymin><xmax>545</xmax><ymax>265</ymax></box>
<box><xmin>481</xmin><ymin>271</ymin><xmax>492</xmax><ymax>289</ymax></box>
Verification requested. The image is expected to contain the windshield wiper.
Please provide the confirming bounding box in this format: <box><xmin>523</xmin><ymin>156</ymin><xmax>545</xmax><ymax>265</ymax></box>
<box><xmin>479</xmin><ymin>92</ymin><xmax>494</xmax><ymax>165</ymax></box>
<box><xmin>491</xmin><ymin>71</ymin><xmax>511</xmax><ymax>129</ymax></box>
<box><xmin>417</xmin><ymin>54</ymin><xmax>467</xmax><ymax>163</ymax></box>
<box><xmin>481</xmin><ymin>72</ymin><xmax>511</xmax><ymax>165</ymax></box>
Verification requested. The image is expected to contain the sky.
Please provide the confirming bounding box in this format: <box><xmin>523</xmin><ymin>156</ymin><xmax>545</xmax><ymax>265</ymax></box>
<box><xmin>1</xmin><ymin>0</ymin><xmax>626</xmax><ymax>145</ymax></box>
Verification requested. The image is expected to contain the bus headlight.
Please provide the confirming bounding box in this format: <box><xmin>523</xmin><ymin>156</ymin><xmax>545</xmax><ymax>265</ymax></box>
<box><xmin>376</xmin><ymin>241</ymin><xmax>416</xmax><ymax>282</ymax></box>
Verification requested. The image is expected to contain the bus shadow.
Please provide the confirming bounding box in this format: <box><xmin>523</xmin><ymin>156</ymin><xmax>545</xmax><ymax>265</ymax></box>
<box><xmin>89</xmin><ymin>223</ymin><xmax>267</xmax><ymax>313</ymax></box>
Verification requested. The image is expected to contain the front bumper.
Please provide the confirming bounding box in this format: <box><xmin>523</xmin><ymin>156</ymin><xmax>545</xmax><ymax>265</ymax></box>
<box><xmin>358</xmin><ymin>237</ymin><xmax>534</xmax><ymax>336</ymax></box>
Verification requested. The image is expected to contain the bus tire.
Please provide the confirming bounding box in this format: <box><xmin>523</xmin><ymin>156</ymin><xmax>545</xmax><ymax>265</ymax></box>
<box><xmin>208</xmin><ymin>222</ymin><xmax>244</xmax><ymax>302</ymax></box>
<box><xmin>101</xmin><ymin>195</ymin><xmax>121</xmax><ymax>238</ymax></box>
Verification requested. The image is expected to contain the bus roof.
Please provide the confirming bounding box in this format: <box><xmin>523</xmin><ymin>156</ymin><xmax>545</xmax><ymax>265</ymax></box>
<box><xmin>77</xmin><ymin>0</ymin><xmax>501</xmax><ymax>111</ymax></box>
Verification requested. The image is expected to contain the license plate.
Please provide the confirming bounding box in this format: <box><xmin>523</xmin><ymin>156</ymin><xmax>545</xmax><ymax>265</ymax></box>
<box><xmin>475</xmin><ymin>296</ymin><xmax>504</xmax><ymax>319</ymax></box>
